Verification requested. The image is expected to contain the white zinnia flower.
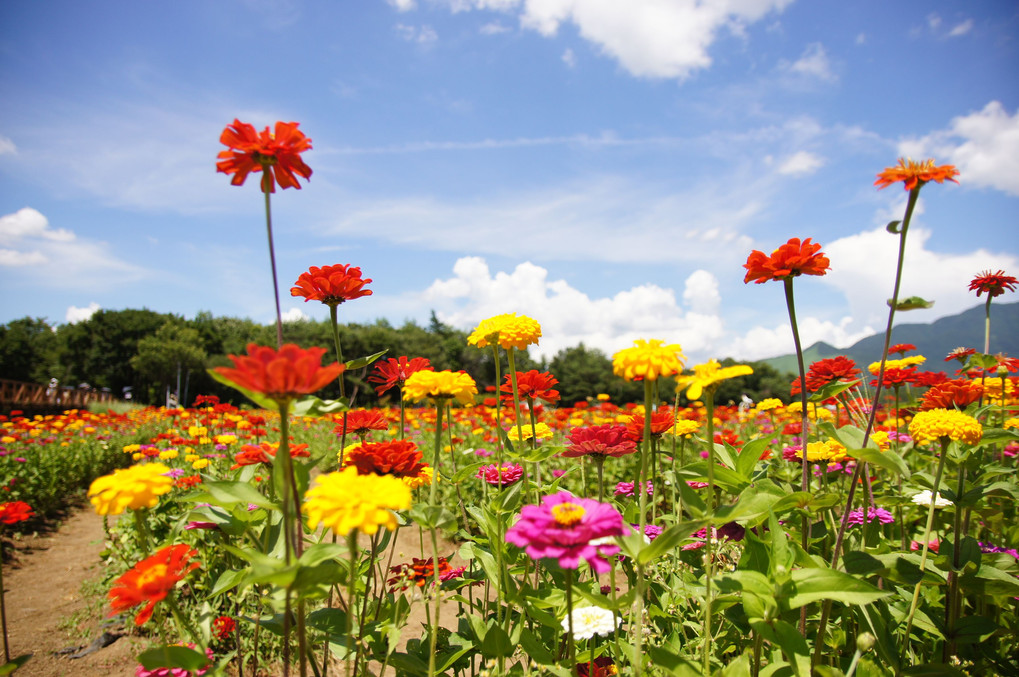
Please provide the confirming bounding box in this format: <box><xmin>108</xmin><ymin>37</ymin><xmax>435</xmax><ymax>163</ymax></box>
<box><xmin>561</xmin><ymin>605</ymin><xmax>620</xmax><ymax>640</ymax></box>
<box><xmin>911</xmin><ymin>489</ymin><xmax>952</xmax><ymax>508</ymax></box>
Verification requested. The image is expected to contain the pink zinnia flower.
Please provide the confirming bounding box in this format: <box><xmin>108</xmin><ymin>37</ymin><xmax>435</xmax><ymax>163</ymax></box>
<box><xmin>505</xmin><ymin>491</ymin><xmax>627</xmax><ymax>574</ymax></box>
<box><xmin>614</xmin><ymin>481</ymin><xmax>652</xmax><ymax>498</ymax></box>
<box><xmin>562</xmin><ymin>425</ymin><xmax>637</xmax><ymax>458</ymax></box>
<box><xmin>476</xmin><ymin>463</ymin><xmax>524</xmax><ymax>487</ymax></box>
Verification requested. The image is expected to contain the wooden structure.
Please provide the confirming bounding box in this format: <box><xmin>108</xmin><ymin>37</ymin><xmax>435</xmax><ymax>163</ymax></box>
<box><xmin>0</xmin><ymin>379</ymin><xmax>114</xmax><ymax>413</ymax></box>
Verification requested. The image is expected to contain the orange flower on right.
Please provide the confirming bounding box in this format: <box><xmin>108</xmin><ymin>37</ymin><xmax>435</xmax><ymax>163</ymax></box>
<box><xmin>108</xmin><ymin>544</ymin><xmax>200</xmax><ymax>626</ymax></box>
<box><xmin>743</xmin><ymin>237</ymin><xmax>830</xmax><ymax>284</ymax></box>
<box><xmin>874</xmin><ymin>158</ymin><xmax>959</xmax><ymax>191</ymax></box>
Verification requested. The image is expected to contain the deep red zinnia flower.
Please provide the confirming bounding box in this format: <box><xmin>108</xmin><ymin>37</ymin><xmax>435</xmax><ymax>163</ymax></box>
<box><xmin>743</xmin><ymin>237</ymin><xmax>830</xmax><ymax>285</ymax></box>
<box><xmin>791</xmin><ymin>356</ymin><xmax>861</xmax><ymax>395</ymax></box>
<box><xmin>212</xmin><ymin>615</ymin><xmax>237</xmax><ymax>642</ymax></box>
<box><xmin>388</xmin><ymin>557</ymin><xmax>452</xmax><ymax>591</ymax></box>
<box><xmin>334</xmin><ymin>409</ymin><xmax>390</xmax><ymax>438</ymax></box>
<box><xmin>623</xmin><ymin>409</ymin><xmax>676</xmax><ymax>444</ymax></box>
<box><xmin>889</xmin><ymin>343</ymin><xmax>916</xmax><ymax>355</ymax></box>
<box><xmin>231</xmin><ymin>441</ymin><xmax>310</xmax><ymax>469</ymax></box>
<box><xmin>919</xmin><ymin>379</ymin><xmax>984</xmax><ymax>411</ymax></box>
<box><xmin>969</xmin><ymin>270</ymin><xmax>1018</xmax><ymax>299</ymax></box>
<box><xmin>562</xmin><ymin>424</ymin><xmax>637</xmax><ymax>458</ymax></box>
<box><xmin>216</xmin><ymin>119</ymin><xmax>312</xmax><ymax>192</ymax></box>
<box><xmin>344</xmin><ymin>440</ymin><xmax>426</xmax><ymax>478</ymax></box>
<box><xmin>576</xmin><ymin>657</ymin><xmax>618</xmax><ymax>677</ymax></box>
<box><xmin>367</xmin><ymin>356</ymin><xmax>433</xmax><ymax>396</ymax></box>
<box><xmin>501</xmin><ymin>370</ymin><xmax>560</xmax><ymax>405</ymax></box>
<box><xmin>108</xmin><ymin>544</ymin><xmax>200</xmax><ymax>626</ymax></box>
<box><xmin>870</xmin><ymin>367</ymin><xmax>918</xmax><ymax>389</ymax></box>
<box><xmin>945</xmin><ymin>347</ymin><xmax>976</xmax><ymax>363</ymax></box>
<box><xmin>912</xmin><ymin>371</ymin><xmax>949</xmax><ymax>388</ymax></box>
<box><xmin>214</xmin><ymin>343</ymin><xmax>343</xmax><ymax>405</ymax></box>
<box><xmin>290</xmin><ymin>264</ymin><xmax>373</xmax><ymax>306</ymax></box>
<box><xmin>0</xmin><ymin>501</ymin><xmax>34</xmax><ymax>525</ymax></box>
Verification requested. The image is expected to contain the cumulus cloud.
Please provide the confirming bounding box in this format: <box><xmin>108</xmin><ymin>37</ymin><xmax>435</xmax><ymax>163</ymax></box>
<box><xmin>423</xmin><ymin>256</ymin><xmax>727</xmax><ymax>361</ymax></box>
<box><xmin>65</xmin><ymin>302</ymin><xmax>101</xmax><ymax>324</ymax></box>
<box><xmin>822</xmin><ymin>224</ymin><xmax>1019</xmax><ymax>331</ymax></box>
<box><xmin>725</xmin><ymin>316</ymin><xmax>876</xmax><ymax>362</ymax></box>
<box><xmin>281</xmin><ymin>307</ymin><xmax>310</xmax><ymax>322</ymax></box>
<box><xmin>387</xmin><ymin>0</ymin><xmax>417</xmax><ymax>11</ymax></box>
<box><xmin>436</xmin><ymin>0</ymin><xmax>794</xmax><ymax>80</ymax></box>
<box><xmin>781</xmin><ymin>42</ymin><xmax>836</xmax><ymax>81</ymax></box>
<box><xmin>0</xmin><ymin>207</ymin><xmax>146</xmax><ymax>286</ymax></box>
<box><xmin>898</xmin><ymin>101</ymin><xmax>1019</xmax><ymax>196</ymax></box>
<box><xmin>777</xmin><ymin>150</ymin><xmax>824</xmax><ymax>176</ymax></box>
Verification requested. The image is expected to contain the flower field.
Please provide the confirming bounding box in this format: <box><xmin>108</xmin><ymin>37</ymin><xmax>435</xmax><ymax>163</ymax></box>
<box><xmin>1</xmin><ymin>128</ymin><xmax>1018</xmax><ymax>677</ymax></box>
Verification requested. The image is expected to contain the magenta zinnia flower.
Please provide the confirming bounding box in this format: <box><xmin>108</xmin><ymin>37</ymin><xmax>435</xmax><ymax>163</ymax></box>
<box><xmin>563</xmin><ymin>424</ymin><xmax>637</xmax><ymax>458</ymax></box>
<box><xmin>505</xmin><ymin>492</ymin><xmax>627</xmax><ymax>574</ymax></box>
<box><xmin>476</xmin><ymin>463</ymin><xmax>524</xmax><ymax>487</ymax></box>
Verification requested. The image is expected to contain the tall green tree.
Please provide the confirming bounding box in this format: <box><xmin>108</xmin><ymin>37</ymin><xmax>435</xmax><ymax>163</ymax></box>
<box><xmin>130</xmin><ymin>322</ymin><xmax>208</xmax><ymax>403</ymax></box>
<box><xmin>0</xmin><ymin>317</ymin><xmax>59</xmax><ymax>383</ymax></box>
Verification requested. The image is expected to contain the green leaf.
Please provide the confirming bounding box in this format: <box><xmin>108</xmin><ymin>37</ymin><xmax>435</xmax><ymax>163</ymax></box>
<box><xmin>292</xmin><ymin>396</ymin><xmax>347</xmax><ymax>417</ymax></box>
<box><xmin>901</xmin><ymin>665</ymin><xmax>968</xmax><ymax>677</ymax></box>
<box><xmin>809</xmin><ymin>379</ymin><xmax>861</xmax><ymax>403</ymax></box>
<box><xmin>784</xmin><ymin>569</ymin><xmax>889</xmax><ymax>609</ymax></box>
<box><xmin>345</xmin><ymin>349</ymin><xmax>387</xmax><ymax>371</ymax></box>
<box><xmin>191</xmin><ymin>480</ymin><xmax>278</xmax><ymax>510</ymax></box>
<box><xmin>0</xmin><ymin>655</ymin><xmax>32</xmax><ymax>676</ymax></box>
<box><xmin>845</xmin><ymin>447</ymin><xmax>911</xmax><ymax>479</ymax></box>
<box><xmin>479</xmin><ymin>620</ymin><xmax>514</xmax><ymax>658</ymax></box>
<box><xmin>645</xmin><ymin>646</ymin><xmax>702</xmax><ymax>677</ymax></box>
<box><xmin>207</xmin><ymin>367</ymin><xmax>282</xmax><ymax>412</ymax></box>
<box><xmin>735</xmin><ymin>437</ymin><xmax>770</xmax><ymax>478</ymax></box>
<box><xmin>637</xmin><ymin>519</ymin><xmax>710</xmax><ymax>565</ymax></box>
<box><xmin>886</xmin><ymin>220</ymin><xmax>902</xmax><ymax>234</ymax></box>
<box><xmin>889</xmin><ymin>296</ymin><xmax>934</xmax><ymax>311</ymax></box>
<box><xmin>138</xmin><ymin>646</ymin><xmax>211</xmax><ymax>671</ymax></box>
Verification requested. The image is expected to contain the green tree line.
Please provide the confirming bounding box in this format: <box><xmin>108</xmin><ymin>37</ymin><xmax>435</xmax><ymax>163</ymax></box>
<box><xmin>0</xmin><ymin>310</ymin><xmax>794</xmax><ymax>408</ymax></box>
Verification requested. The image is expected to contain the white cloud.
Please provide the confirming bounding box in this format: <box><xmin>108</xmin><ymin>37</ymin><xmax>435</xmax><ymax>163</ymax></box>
<box><xmin>0</xmin><ymin>207</ymin><xmax>75</xmax><ymax>242</ymax></box>
<box><xmin>777</xmin><ymin>150</ymin><xmax>824</xmax><ymax>176</ymax></box>
<box><xmin>480</xmin><ymin>21</ymin><xmax>510</xmax><ymax>34</ymax></box>
<box><xmin>65</xmin><ymin>302</ymin><xmax>101</xmax><ymax>324</ymax></box>
<box><xmin>0</xmin><ymin>249</ymin><xmax>47</xmax><ymax>266</ymax></box>
<box><xmin>822</xmin><ymin>224</ymin><xmax>1019</xmax><ymax>331</ymax></box>
<box><xmin>562</xmin><ymin>48</ymin><xmax>577</xmax><ymax>68</ymax></box>
<box><xmin>781</xmin><ymin>42</ymin><xmax>835</xmax><ymax>81</ymax></box>
<box><xmin>387</xmin><ymin>0</ymin><xmax>417</xmax><ymax>11</ymax></box>
<box><xmin>948</xmin><ymin>19</ymin><xmax>973</xmax><ymax>37</ymax></box>
<box><xmin>281</xmin><ymin>307</ymin><xmax>309</xmax><ymax>322</ymax></box>
<box><xmin>437</xmin><ymin>0</ymin><xmax>794</xmax><ymax>80</ymax></box>
<box><xmin>898</xmin><ymin>101</ymin><xmax>1019</xmax><ymax>196</ymax></box>
<box><xmin>726</xmin><ymin>316</ymin><xmax>875</xmax><ymax>362</ymax></box>
<box><xmin>422</xmin><ymin>256</ymin><xmax>727</xmax><ymax>361</ymax></box>
<box><xmin>396</xmin><ymin>23</ymin><xmax>438</xmax><ymax>44</ymax></box>
<box><xmin>0</xmin><ymin>135</ymin><xmax>16</xmax><ymax>155</ymax></box>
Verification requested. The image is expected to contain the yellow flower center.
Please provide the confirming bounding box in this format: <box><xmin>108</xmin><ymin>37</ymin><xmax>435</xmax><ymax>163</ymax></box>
<box><xmin>551</xmin><ymin>502</ymin><xmax>586</xmax><ymax>527</ymax></box>
<box><xmin>137</xmin><ymin>563</ymin><xmax>169</xmax><ymax>588</ymax></box>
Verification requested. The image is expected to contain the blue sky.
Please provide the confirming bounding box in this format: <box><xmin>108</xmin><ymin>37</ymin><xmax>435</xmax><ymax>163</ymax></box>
<box><xmin>1</xmin><ymin>0</ymin><xmax>1017</xmax><ymax>363</ymax></box>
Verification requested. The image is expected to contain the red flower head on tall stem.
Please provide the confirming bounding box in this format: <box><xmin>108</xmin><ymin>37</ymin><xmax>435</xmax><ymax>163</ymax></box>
<box><xmin>214</xmin><ymin>343</ymin><xmax>343</xmax><ymax>406</ymax></box>
<box><xmin>216</xmin><ymin>119</ymin><xmax>312</xmax><ymax>192</ymax></box>
<box><xmin>108</xmin><ymin>544</ymin><xmax>200</xmax><ymax>626</ymax></box>
<box><xmin>790</xmin><ymin>356</ymin><xmax>860</xmax><ymax>396</ymax></box>
<box><xmin>344</xmin><ymin>440</ymin><xmax>426</xmax><ymax>479</ymax></box>
<box><xmin>290</xmin><ymin>264</ymin><xmax>373</xmax><ymax>307</ymax></box>
<box><xmin>743</xmin><ymin>237</ymin><xmax>830</xmax><ymax>285</ymax></box>
<box><xmin>334</xmin><ymin>409</ymin><xmax>390</xmax><ymax>439</ymax></box>
<box><xmin>368</xmin><ymin>356</ymin><xmax>433</xmax><ymax>396</ymax></box>
<box><xmin>501</xmin><ymin>370</ymin><xmax>560</xmax><ymax>406</ymax></box>
<box><xmin>969</xmin><ymin>270</ymin><xmax>1018</xmax><ymax>299</ymax></box>
<box><xmin>874</xmin><ymin>158</ymin><xmax>959</xmax><ymax>191</ymax></box>
<box><xmin>562</xmin><ymin>425</ymin><xmax>637</xmax><ymax>459</ymax></box>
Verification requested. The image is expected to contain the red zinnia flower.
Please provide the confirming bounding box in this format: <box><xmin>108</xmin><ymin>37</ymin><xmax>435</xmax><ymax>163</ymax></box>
<box><xmin>367</xmin><ymin>356</ymin><xmax>433</xmax><ymax>396</ymax></box>
<box><xmin>501</xmin><ymin>370</ymin><xmax>561</xmax><ymax>405</ymax></box>
<box><xmin>743</xmin><ymin>237</ymin><xmax>830</xmax><ymax>285</ymax></box>
<box><xmin>919</xmin><ymin>379</ymin><xmax>983</xmax><ymax>411</ymax></box>
<box><xmin>214</xmin><ymin>343</ymin><xmax>343</xmax><ymax>405</ymax></box>
<box><xmin>216</xmin><ymin>119</ymin><xmax>312</xmax><ymax>192</ymax></box>
<box><xmin>945</xmin><ymin>347</ymin><xmax>976</xmax><ymax>363</ymax></box>
<box><xmin>623</xmin><ymin>409</ymin><xmax>676</xmax><ymax>444</ymax></box>
<box><xmin>108</xmin><ymin>544</ymin><xmax>200</xmax><ymax>626</ymax></box>
<box><xmin>870</xmin><ymin>367</ymin><xmax>918</xmax><ymax>389</ymax></box>
<box><xmin>874</xmin><ymin>158</ymin><xmax>959</xmax><ymax>192</ymax></box>
<box><xmin>344</xmin><ymin>440</ymin><xmax>426</xmax><ymax>478</ymax></box>
<box><xmin>912</xmin><ymin>371</ymin><xmax>949</xmax><ymax>388</ymax></box>
<box><xmin>576</xmin><ymin>657</ymin><xmax>618</xmax><ymax>677</ymax></box>
<box><xmin>969</xmin><ymin>270</ymin><xmax>1018</xmax><ymax>299</ymax></box>
<box><xmin>0</xmin><ymin>501</ymin><xmax>34</xmax><ymax>525</ymax></box>
<box><xmin>290</xmin><ymin>264</ymin><xmax>373</xmax><ymax>306</ymax></box>
<box><xmin>889</xmin><ymin>343</ymin><xmax>916</xmax><ymax>355</ymax></box>
<box><xmin>562</xmin><ymin>425</ymin><xmax>637</xmax><ymax>458</ymax></box>
<box><xmin>334</xmin><ymin>409</ymin><xmax>390</xmax><ymax>438</ymax></box>
<box><xmin>791</xmin><ymin>356</ymin><xmax>860</xmax><ymax>395</ymax></box>
<box><xmin>212</xmin><ymin>615</ymin><xmax>237</xmax><ymax>642</ymax></box>
<box><xmin>231</xmin><ymin>441</ymin><xmax>310</xmax><ymax>469</ymax></box>
<box><xmin>388</xmin><ymin>557</ymin><xmax>452</xmax><ymax>591</ymax></box>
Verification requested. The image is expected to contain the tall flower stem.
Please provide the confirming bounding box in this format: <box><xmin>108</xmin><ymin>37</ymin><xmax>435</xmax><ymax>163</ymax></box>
<box><xmin>900</xmin><ymin>438</ymin><xmax>950</xmax><ymax>659</ymax></box>
<box><xmin>491</xmin><ymin>346</ymin><xmax>505</xmax><ymax>476</ymax></box>
<box><xmin>814</xmin><ymin>186</ymin><xmax>920</xmax><ymax>668</ymax></box>
<box><xmin>430</xmin><ymin>399</ymin><xmax>447</xmax><ymax>505</ymax></box>
<box><xmin>329</xmin><ymin>305</ymin><xmax>349</xmax><ymax>462</ymax></box>
<box><xmin>565</xmin><ymin>569</ymin><xmax>576</xmax><ymax>669</ymax></box>
<box><xmin>983</xmin><ymin>295</ymin><xmax>992</xmax><ymax>354</ymax></box>
<box><xmin>702</xmin><ymin>392</ymin><xmax>717</xmax><ymax>675</ymax></box>
<box><xmin>345</xmin><ymin>532</ymin><xmax>357</xmax><ymax>677</ymax></box>
<box><xmin>262</xmin><ymin>175</ymin><xmax>283</xmax><ymax>349</ymax></box>
<box><xmin>944</xmin><ymin>465</ymin><xmax>966</xmax><ymax>661</ymax></box>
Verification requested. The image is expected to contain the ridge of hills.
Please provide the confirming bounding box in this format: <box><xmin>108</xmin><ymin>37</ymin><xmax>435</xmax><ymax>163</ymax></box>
<box><xmin>760</xmin><ymin>301</ymin><xmax>1019</xmax><ymax>374</ymax></box>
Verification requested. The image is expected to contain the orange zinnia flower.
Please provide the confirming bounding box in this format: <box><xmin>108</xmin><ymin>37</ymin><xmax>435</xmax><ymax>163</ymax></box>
<box><xmin>290</xmin><ymin>264</ymin><xmax>373</xmax><ymax>306</ymax></box>
<box><xmin>874</xmin><ymin>158</ymin><xmax>959</xmax><ymax>192</ymax></box>
<box><xmin>231</xmin><ymin>441</ymin><xmax>311</xmax><ymax>469</ymax></box>
<box><xmin>216</xmin><ymin>119</ymin><xmax>312</xmax><ymax>192</ymax></box>
<box><xmin>108</xmin><ymin>544</ymin><xmax>200</xmax><ymax>626</ymax></box>
<box><xmin>500</xmin><ymin>370</ymin><xmax>561</xmax><ymax>405</ymax></box>
<box><xmin>334</xmin><ymin>409</ymin><xmax>390</xmax><ymax>438</ymax></box>
<box><xmin>919</xmin><ymin>379</ymin><xmax>984</xmax><ymax>411</ymax></box>
<box><xmin>743</xmin><ymin>237</ymin><xmax>830</xmax><ymax>284</ymax></box>
<box><xmin>344</xmin><ymin>440</ymin><xmax>426</xmax><ymax>478</ymax></box>
<box><xmin>214</xmin><ymin>343</ymin><xmax>343</xmax><ymax>405</ymax></box>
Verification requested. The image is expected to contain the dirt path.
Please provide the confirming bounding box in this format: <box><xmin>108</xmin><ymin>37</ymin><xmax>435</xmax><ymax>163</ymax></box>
<box><xmin>3</xmin><ymin>503</ymin><xmax>139</xmax><ymax>677</ymax></box>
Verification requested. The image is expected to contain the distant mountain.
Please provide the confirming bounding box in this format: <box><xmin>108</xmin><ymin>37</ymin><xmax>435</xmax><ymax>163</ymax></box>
<box><xmin>761</xmin><ymin>301</ymin><xmax>1019</xmax><ymax>375</ymax></box>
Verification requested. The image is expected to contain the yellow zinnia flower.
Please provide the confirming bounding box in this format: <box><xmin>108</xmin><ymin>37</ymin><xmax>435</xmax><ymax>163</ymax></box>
<box><xmin>403</xmin><ymin>465</ymin><xmax>433</xmax><ymax>490</ymax></box>
<box><xmin>468</xmin><ymin>313</ymin><xmax>542</xmax><ymax>351</ymax></box>
<box><xmin>677</xmin><ymin>360</ymin><xmax>753</xmax><ymax>401</ymax></box>
<box><xmin>403</xmin><ymin>370</ymin><xmax>478</xmax><ymax>406</ymax></box>
<box><xmin>798</xmin><ymin>439</ymin><xmax>847</xmax><ymax>463</ymax></box>
<box><xmin>507</xmin><ymin>422</ymin><xmax>553</xmax><ymax>441</ymax></box>
<box><xmin>867</xmin><ymin>356</ymin><xmax>926</xmax><ymax>374</ymax></box>
<box><xmin>87</xmin><ymin>463</ymin><xmax>174</xmax><ymax>516</ymax></box>
<box><xmin>303</xmin><ymin>467</ymin><xmax>412</xmax><ymax>536</ymax></box>
<box><xmin>908</xmin><ymin>409</ymin><xmax>982</xmax><ymax>446</ymax></box>
<box><xmin>755</xmin><ymin>398</ymin><xmax>784</xmax><ymax>412</ymax></box>
<box><xmin>612</xmin><ymin>339</ymin><xmax>686</xmax><ymax>382</ymax></box>
<box><xmin>670</xmin><ymin>420</ymin><xmax>701</xmax><ymax>437</ymax></box>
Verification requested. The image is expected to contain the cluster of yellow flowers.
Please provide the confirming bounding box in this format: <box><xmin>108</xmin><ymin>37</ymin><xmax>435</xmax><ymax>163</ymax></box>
<box><xmin>867</xmin><ymin>355</ymin><xmax>926</xmax><ymax>374</ymax></box>
<box><xmin>403</xmin><ymin>370</ymin><xmax>479</xmax><ymax>406</ymax></box>
<box><xmin>467</xmin><ymin>312</ymin><xmax>542</xmax><ymax>351</ymax></box>
<box><xmin>612</xmin><ymin>339</ymin><xmax>686</xmax><ymax>382</ymax></box>
<box><xmin>908</xmin><ymin>409</ymin><xmax>983</xmax><ymax>446</ymax></box>
<box><xmin>88</xmin><ymin>463</ymin><xmax>174</xmax><ymax>515</ymax></box>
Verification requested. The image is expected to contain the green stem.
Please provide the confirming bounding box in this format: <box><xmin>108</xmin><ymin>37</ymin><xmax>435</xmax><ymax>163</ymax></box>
<box><xmin>262</xmin><ymin>174</ymin><xmax>283</xmax><ymax>349</ymax></box>
<box><xmin>430</xmin><ymin>399</ymin><xmax>446</xmax><ymax>505</ymax></box>
<box><xmin>901</xmin><ymin>438</ymin><xmax>950</xmax><ymax>657</ymax></box>
<box><xmin>329</xmin><ymin>304</ymin><xmax>349</xmax><ymax>465</ymax></box>
<box><xmin>428</xmin><ymin>527</ymin><xmax>442</xmax><ymax>677</ymax></box>
<box><xmin>702</xmin><ymin>393</ymin><xmax>716</xmax><ymax>675</ymax></box>
<box><xmin>565</xmin><ymin>569</ymin><xmax>576</xmax><ymax>669</ymax></box>
<box><xmin>984</xmin><ymin>295</ymin><xmax>992</xmax><ymax>354</ymax></box>
<box><xmin>346</xmin><ymin>532</ymin><xmax>357</xmax><ymax>677</ymax></box>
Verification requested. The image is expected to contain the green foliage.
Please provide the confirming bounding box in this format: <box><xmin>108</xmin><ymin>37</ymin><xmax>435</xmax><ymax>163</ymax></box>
<box><xmin>0</xmin><ymin>317</ymin><xmax>59</xmax><ymax>383</ymax></box>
